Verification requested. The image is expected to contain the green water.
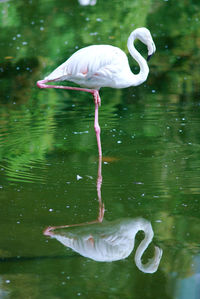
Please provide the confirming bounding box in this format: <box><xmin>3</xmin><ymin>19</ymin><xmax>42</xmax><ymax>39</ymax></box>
<box><xmin>1</xmin><ymin>0</ymin><xmax>200</xmax><ymax>298</ymax></box>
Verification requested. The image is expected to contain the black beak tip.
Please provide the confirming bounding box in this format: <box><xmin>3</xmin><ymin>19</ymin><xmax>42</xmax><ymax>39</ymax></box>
<box><xmin>147</xmin><ymin>54</ymin><xmax>153</xmax><ymax>61</ymax></box>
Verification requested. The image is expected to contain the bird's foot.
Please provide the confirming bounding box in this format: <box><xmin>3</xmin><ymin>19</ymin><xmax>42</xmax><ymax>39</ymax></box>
<box><xmin>43</xmin><ymin>226</ymin><xmax>55</xmax><ymax>236</ymax></box>
<box><xmin>37</xmin><ymin>80</ymin><xmax>49</xmax><ymax>88</ymax></box>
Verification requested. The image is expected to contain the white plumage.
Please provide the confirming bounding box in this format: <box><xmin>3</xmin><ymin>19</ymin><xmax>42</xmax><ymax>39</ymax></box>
<box><xmin>44</xmin><ymin>45</ymin><xmax>133</xmax><ymax>89</ymax></box>
<box><xmin>43</xmin><ymin>27</ymin><xmax>156</xmax><ymax>89</ymax></box>
<box><xmin>44</xmin><ymin>217</ymin><xmax>162</xmax><ymax>273</ymax></box>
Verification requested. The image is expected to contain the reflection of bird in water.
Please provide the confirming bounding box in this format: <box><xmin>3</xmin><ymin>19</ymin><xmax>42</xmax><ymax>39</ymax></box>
<box><xmin>78</xmin><ymin>0</ymin><xmax>96</xmax><ymax>5</ymax></box>
<box><xmin>44</xmin><ymin>217</ymin><xmax>162</xmax><ymax>273</ymax></box>
<box><xmin>37</xmin><ymin>28</ymin><xmax>156</xmax><ymax>157</ymax></box>
<box><xmin>44</xmin><ymin>156</ymin><xmax>162</xmax><ymax>273</ymax></box>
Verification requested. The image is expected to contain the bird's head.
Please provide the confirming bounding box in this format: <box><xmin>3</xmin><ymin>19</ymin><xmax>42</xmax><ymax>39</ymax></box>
<box><xmin>134</xmin><ymin>27</ymin><xmax>156</xmax><ymax>61</ymax></box>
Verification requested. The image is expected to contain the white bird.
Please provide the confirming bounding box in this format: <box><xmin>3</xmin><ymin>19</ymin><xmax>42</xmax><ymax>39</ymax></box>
<box><xmin>44</xmin><ymin>217</ymin><xmax>162</xmax><ymax>273</ymax></box>
<box><xmin>37</xmin><ymin>27</ymin><xmax>156</xmax><ymax>157</ymax></box>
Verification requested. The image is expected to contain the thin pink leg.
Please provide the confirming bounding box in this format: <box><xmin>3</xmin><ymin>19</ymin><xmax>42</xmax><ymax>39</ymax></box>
<box><xmin>97</xmin><ymin>155</ymin><xmax>104</xmax><ymax>222</ymax></box>
<box><xmin>43</xmin><ymin>154</ymin><xmax>104</xmax><ymax>237</ymax></box>
<box><xmin>92</xmin><ymin>90</ymin><xmax>102</xmax><ymax>157</ymax></box>
<box><xmin>37</xmin><ymin>79</ymin><xmax>95</xmax><ymax>94</ymax></box>
<box><xmin>37</xmin><ymin>80</ymin><xmax>102</xmax><ymax>157</ymax></box>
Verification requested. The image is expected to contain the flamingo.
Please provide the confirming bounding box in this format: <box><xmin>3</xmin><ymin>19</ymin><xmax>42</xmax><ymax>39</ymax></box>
<box><xmin>44</xmin><ymin>217</ymin><xmax>162</xmax><ymax>273</ymax></box>
<box><xmin>37</xmin><ymin>27</ymin><xmax>156</xmax><ymax>157</ymax></box>
<box><xmin>44</xmin><ymin>155</ymin><xmax>162</xmax><ymax>273</ymax></box>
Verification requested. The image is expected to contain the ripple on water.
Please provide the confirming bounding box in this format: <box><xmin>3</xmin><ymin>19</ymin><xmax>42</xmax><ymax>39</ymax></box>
<box><xmin>0</xmin><ymin>109</ymin><xmax>56</xmax><ymax>184</ymax></box>
<box><xmin>0</xmin><ymin>159</ymin><xmax>47</xmax><ymax>184</ymax></box>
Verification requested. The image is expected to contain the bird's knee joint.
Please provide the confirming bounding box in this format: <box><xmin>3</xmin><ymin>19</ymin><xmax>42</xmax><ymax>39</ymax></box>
<box><xmin>94</xmin><ymin>125</ymin><xmax>101</xmax><ymax>134</ymax></box>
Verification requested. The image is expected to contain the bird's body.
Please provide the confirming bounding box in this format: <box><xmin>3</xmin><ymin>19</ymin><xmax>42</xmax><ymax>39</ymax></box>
<box><xmin>37</xmin><ymin>27</ymin><xmax>156</xmax><ymax>157</ymax></box>
<box><xmin>44</xmin><ymin>217</ymin><xmax>162</xmax><ymax>273</ymax></box>
<box><xmin>45</xmin><ymin>45</ymin><xmax>138</xmax><ymax>89</ymax></box>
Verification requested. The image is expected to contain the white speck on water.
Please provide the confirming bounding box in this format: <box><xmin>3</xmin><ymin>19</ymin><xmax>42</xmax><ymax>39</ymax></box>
<box><xmin>77</xmin><ymin>175</ymin><xmax>83</xmax><ymax>181</ymax></box>
<box><xmin>90</xmin><ymin>32</ymin><xmax>98</xmax><ymax>36</ymax></box>
<box><xmin>73</xmin><ymin>131</ymin><xmax>89</xmax><ymax>135</ymax></box>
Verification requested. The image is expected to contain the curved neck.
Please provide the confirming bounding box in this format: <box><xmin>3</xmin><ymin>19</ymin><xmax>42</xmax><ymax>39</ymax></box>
<box><xmin>127</xmin><ymin>31</ymin><xmax>149</xmax><ymax>86</ymax></box>
<box><xmin>134</xmin><ymin>223</ymin><xmax>162</xmax><ymax>273</ymax></box>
